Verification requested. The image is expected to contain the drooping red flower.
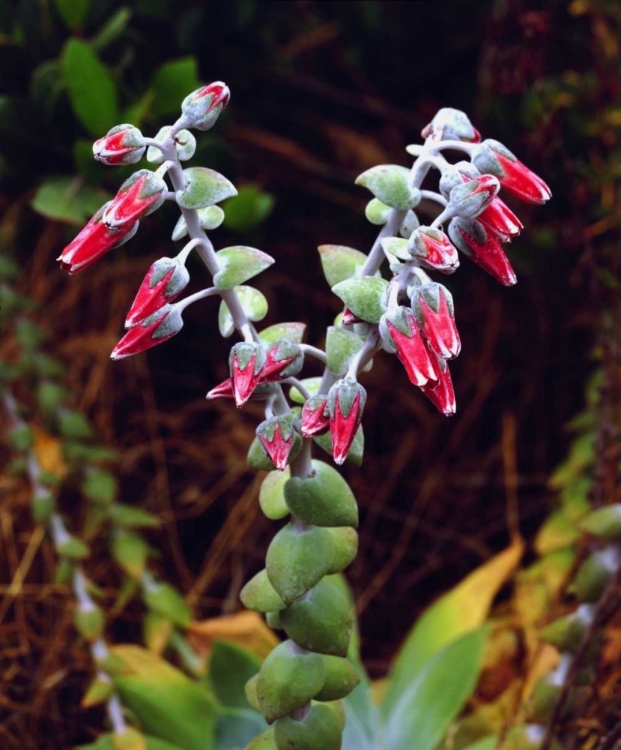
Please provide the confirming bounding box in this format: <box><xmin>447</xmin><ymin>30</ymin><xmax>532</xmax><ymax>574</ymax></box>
<box><xmin>57</xmin><ymin>203</ymin><xmax>139</xmax><ymax>274</ymax></box>
<box><xmin>111</xmin><ymin>306</ymin><xmax>183</xmax><ymax>360</ymax></box>
<box><xmin>408</xmin><ymin>227</ymin><xmax>459</xmax><ymax>274</ymax></box>
<box><xmin>410</xmin><ymin>283</ymin><xmax>461</xmax><ymax>360</ymax></box>
<box><xmin>93</xmin><ymin>124</ymin><xmax>146</xmax><ymax>166</ymax></box>
<box><xmin>477</xmin><ymin>196</ymin><xmax>523</xmax><ymax>242</ymax></box>
<box><xmin>327</xmin><ymin>379</ymin><xmax>367</xmax><ymax>465</ymax></box>
<box><xmin>125</xmin><ymin>257</ymin><xmax>189</xmax><ymax>328</ymax></box>
<box><xmin>260</xmin><ymin>339</ymin><xmax>304</xmax><ymax>383</ymax></box>
<box><xmin>103</xmin><ymin>170</ymin><xmax>168</xmax><ymax>230</ymax></box>
<box><xmin>449</xmin><ymin>217</ymin><xmax>517</xmax><ymax>286</ymax></box>
<box><xmin>257</xmin><ymin>416</ymin><xmax>296</xmax><ymax>471</ymax></box>
<box><xmin>229</xmin><ymin>342</ymin><xmax>266</xmax><ymax>407</ymax></box>
<box><xmin>379</xmin><ymin>307</ymin><xmax>440</xmax><ymax>386</ymax></box>
<box><xmin>420</xmin><ymin>358</ymin><xmax>456</xmax><ymax>416</ymax></box>
<box><xmin>473</xmin><ymin>139</ymin><xmax>551</xmax><ymax>204</ymax></box>
<box><xmin>301</xmin><ymin>395</ymin><xmax>330</xmax><ymax>437</ymax></box>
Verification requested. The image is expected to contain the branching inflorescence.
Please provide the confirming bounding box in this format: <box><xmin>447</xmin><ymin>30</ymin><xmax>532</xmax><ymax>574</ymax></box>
<box><xmin>57</xmin><ymin>82</ymin><xmax>550</xmax><ymax>749</ymax></box>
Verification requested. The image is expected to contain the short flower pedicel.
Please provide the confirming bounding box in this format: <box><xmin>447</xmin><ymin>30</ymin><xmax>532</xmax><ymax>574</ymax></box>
<box><xmin>58</xmin><ymin>91</ymin><xmax>550</xmax><ymax>749</ymax></box>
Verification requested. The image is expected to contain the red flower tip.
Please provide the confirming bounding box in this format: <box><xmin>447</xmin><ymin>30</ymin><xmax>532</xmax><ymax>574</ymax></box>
<box><xmin>473</xmin><ymin>139</ymin><xmax>551</xmax><ymax>205</ymax></box>
<box><xmin>380</xmin><ymin>307</ymin><xmax>440</xmax><ymax>387</ymax></box>
<box><xmin>103</xmin><ymin>170</ymin><xmax>167</xmax><ymax>230</ymax></box>
<box><xmin>328</xmin><ymin>379</ymin><xmax>366</xmax><ymax>465</ymax></box>
<box><xmin>257</xmin><ymin>417</ymin><xmax>295</xmax><ymax>471</ymax></box>
<box><xmin>409</xmin><ymin>227</ymin><xmax>459</xmax><ymax>274</ymax></box>
<box><xmin>111</xmin><ymin>306</ymin><xmax>183</xmax><ymax>360</ymax></box>
<box><xmin>301</xmin><ymin>395</ymin><xmax>330</xmax><ymax>437</ymax></box>
<box><xmin>420</xmin><ymin>359</ymin><xmax>456</xmax><ymax>416</ymax></box>
<box><xmin>57</xmin><ymin>204</ymin><xmax>139</xmax><ymax>274</ymax></box>
<box><xmin>477</xmin><ymin>197</ymin><xmax>523</xmax><ymax>242</ymax></box>
<box><xmin>206</xmin><ymin>377</ymin><xmax>272</xmax><ymax>401</ymax></box>
<box><xmin>411</xmin><ymin>283</ymin><xmax>461</xmax><ymax>360</ymax></box>
<box><xmin>125</xmin><ymin>257</ymin><xmax>189</xmax><ymax>328</ymax></box>
<box><xmin>229</xmin><ymin>342</ymin><xmax>265</xmax><ymax>407</ymax></box>
<box><xmin>181</xmin><ymin>81</ymin><xmax>231</xmax><ymax>131</ymax></box>
<box><xmin>93</xmin><ymin>124</ymin><xmax>146</xmax><ymax>166</ymax></box>
<box><xmin>449</xmin><ymin>217</ymin><xmax>517</xmax><ymax>287</ymax></box>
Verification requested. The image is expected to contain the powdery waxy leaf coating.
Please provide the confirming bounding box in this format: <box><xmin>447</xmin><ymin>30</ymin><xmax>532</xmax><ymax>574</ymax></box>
<box><xmin>318</xmin><ymin>245</ymin><xmax>369</xmax><ymax>288</ymax></box>
<box><xmin>219</xmin><ymin>286</ymin><xmax>269</xmax><ymax>338</ymax></box>
<box><xmin>325</xmin><ymin>326</ymin><xmax>364</xmax><ymax>376</ymax></box>
<box><xmin>284</xmin><ymin>460</ymin><xmax>358</xmax><ymax>528</ymax></box>
<box><xmin>256</xmin><ymin>640</ymin><xmax>326</xmax><ymax>723</ymax></box>
<box><xmin>331</xmin><ymin>277</ymin><xmax>388</xmax><ymax>324</ymax></box>
<box><xmin>381</xmin><ymin>237</ymin><xmax>411</xmax><ymax>262</ymax></box>
<box><xmin>213</xmin><ymin>246</ymin><xmax>275</xmax><ymax>289</ymax></box>
<box><xmin>365</xmin><ymin>198</ymin><xmax>392</xmax><ymax>226</ymax></box>
<box><xmin>176</xmin><ymin>167</ymin><xmax>238</xmax><ymax>210</ymax></box>
<box><xmin>266</xmin><ymin>523</ymin><xmax>335</xmax><ymax>605</ymax></box>
<box><xmin>258</xmin><ymin>322</ymin><xmax>307</xmax><ymax>347</ymax></box>
<box><xmin>325</xmin><ymin>527</ymin><xmax>359</xmax><ymax>574</ymax></box>
<box><xmin>280</xmin><ymin>579</ymin><xmax>354</xmax><ymax>656</ymax></box>
<box><xmin>355</xmin><ymin>165</ymin><xmax>420</xmax><ymax>211</ymax></box>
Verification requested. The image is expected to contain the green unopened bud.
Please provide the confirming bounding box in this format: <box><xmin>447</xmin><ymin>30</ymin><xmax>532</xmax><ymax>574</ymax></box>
<box><xmin>284</xmin><ymin>460</ymin><xmax>358</xmax><ymax>528</ymax></box>
<box><xmin>315</xmin><ymin>656</ymin><xmax>360</xmax><ymax>701</ymax></box>
<box><xmin>571</xmin><ymin>547</ymin><xmax>619</xmax><ymax>602</ymax></box>
<box><xmin>241</xmin><ymin>569</ymin><xmax>286</xmax><ymax>613</ymax></box>
<box><xmin>540</xmin><ymin>604</ymin><xmax>594</xmax><ymax>654</ymax></box>
<box><xmin>280</xmin><ymin>580</ymin><xmax>353</xmax><ymax>657</ymax></box>
<box><xmin>9</xmin><ymin>424</ymin><xmax>34</xmax><ymax>451</ymax></box>
<box><xmin>325</xmin><ymin>528</ymin><xmax>358</xmax><ymax>574</ymax></box>
<box><xmin>581</xmin><ymin>505</ymin><xmax>621</xmax><ymax>539</ymax></box>
<box><xmin>266</xmin><ymin>524</ymin><xmax>335</xmax><ymax>605</ymax></box>
<box><xmin>256</xmin><ymin>640</ymin><xmax>325</xmax><ymax>723</ymax></box>
<box><xmin>274</xmin><ymin>702</ymin><xmax>342</xmax><ymax>750</ymax></box>
<box><xmin>75</xmin><ymin>604</ymin><xmax>105</xmax><ymax>642</ymax></box>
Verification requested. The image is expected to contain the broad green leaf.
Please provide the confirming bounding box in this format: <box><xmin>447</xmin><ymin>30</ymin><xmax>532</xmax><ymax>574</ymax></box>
<box><xmin>92</xmin><ymin>8</ymin><xmax>132</xmax><ymax>52</ymax></box>
<box><xmin>112</xmin><ymin>529</ymin><xmax>149</xmax><ymax>580</ymax></box>
<box><xmin>61</xmin><ymin>39</ymin><xmax>119</xmax><ymax>136</ymax></box>
<box><xmin>325</xmin><ymin>326</ymin><xmax>364</xmax><ymax>376</ymax></box>
<box><xmin>284</xmin><ymin>459</ymin><xmax>358</xmax><ymax>528</ymax></box>
<box><xmin>56</xmin><ymin>0</ymin><xmax>91</xmax><ymax>30</ymax></box>
<box><xmin>331</xmin><ymin>277</ymin><xmax>388</xmax><ymax>323</ymax></box>
<box><xmin>215</xmin><ymin>707</ymin><xmax>267</xmax><ymax>750</ymax></box>
<box><xmin>142</xmin><ymin>579</ymin><xmax>192</xmax><ymax>629</ymax></box>
<box><xmin>218</xmin><ymin>286</ymin><xmax>268</xmax><ymax>338</ymax></box>
<box><xmin>111</xmin><ymin>645</ymin><xmax>215</xmax><ymax>750</ymax></box>
<box><xmin>383</xmin><ymin>629</ymin><xmax>487</xmax><ymax>750</ymax></box>
<box><xmin>314</xmin><ymin>426</ymin><xmax>364</xmax><ymax>467</ymax></box>
<box><xmin>209</xmin><ymin>640</ymin><xmax>261</xmax><ymax>708</ymax></box>
<box><xmin>318</xmin><ymin>245</ymin><xmax>369</xmax><ymax>288</ymax></box>
<box><xmin>381</xmin><ymin>236</ymin><xmax>411</xmax><ymax>261</ymax></box>
<box><xmin>213</xmin><ymin>246</ymin><xmax>275</xmax><ymax>289</ymax></box>
<box><xmin>223</xmin><ymin>184</ymin><xmax>275</xmax><ymax>232</ymax></box>
<box><xmin>151</xmin><ymin>58</ymin><xmax>201</xmax><ymax>116</ymax></box>
<box><xmin>258</xmin><ymin>322</ymin><xmax>306</xmax><ymax>346</ymax></box>
<box><xmin>382</xmin><ymin>540</ymin><xmax>522</xmax><ymax>716</ymax></box>
<box><xmin>355</xmin><ymin>165</ymin><xmax>420</xmax><ymax>211</ymax></box>
<box><xmin>172</xmin><ymin>206</ymin><xmax>225</xmax><ymax>240</ymax></box>
<box><xmin>177</xmin><ymin>167</ymin><xmax>237</xmax><ymax>210</ymax></box>
<box><xmin>31</xmin><ymin>177</ymin><xmax>110</xmax><ymax>226</ymax></box>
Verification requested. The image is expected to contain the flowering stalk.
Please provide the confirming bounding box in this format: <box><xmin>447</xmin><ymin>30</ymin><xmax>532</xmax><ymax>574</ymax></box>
<box><xmin>57</xmin><ymin>90</ymin><xmax>550</xmax><ymax>748</ymax></box>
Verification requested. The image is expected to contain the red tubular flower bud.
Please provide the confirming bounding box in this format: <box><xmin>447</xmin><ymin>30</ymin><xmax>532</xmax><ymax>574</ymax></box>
<box><xmin>327</xmin><ymin>379</ymin><xmax>367</xmax><ymax>465</ymax></box>
<box><xmin>110</xmin><ymin>306</ymin><xmax>183</xmax><ymax>360</ymax></box>
<box><xmin>229</xmin><ymin>342</ymin><xmax>266</xmax><ymax>407</ymax></box>
<box><xmin>408</xmin><ymin>227</ymin><xmax>459</xmax><ymax>274</ymax></box>
<box><xmin>477</xmin><ymin>196</ymin><xmax>523</xmax><ymax>242</ymax></box>
<box><xmin>449</xmin><ymin>217</ymin><xmax>517</xmax><ymax>286</ymax></box>
<box><xmin>181</xmin><ymin>81</ymin><xmax>231</xmax><ymax>131</ymax></box>
<box><xmin>448</xmin><ymin>174</ymin><xmax>500</xmax><ymax>220</ymax></box>
<box><xmin>57</xmin><ymin>203</ymin><xmax>139</xmax><ymax>274</ymax></box>
<box><xmin>206</xmin><ymin>378</ymin><xmax>271</xmax><ymax>401</ymax></box>
<box><xmin>103</xmin><ymin>170</ymin><xmax>168</xmax><ymax>230</ymax></box>
<box><xmin>125</xmin><ymin>257</ymin><xmax>190</xmax><ymax>328</ymax></box>
<box><xmin>410</xmin><ymin>283</ymin><xmax>461</xmax><ymax>360</ymax></box>
<box><xmin>93</xmin><ymin>124</ymin><xmax>146</xmax><ymax>166</ymax></box>
<box><xmin>301</xmin><ymin>395</ymin><xmax>330</xmax><ymax>437</ymax></box>
<box><xmin>472</xmin><ymin>139</ymin><xmax>551</xmax><ymax>204</ymax></box>
<box><xmin>379</xmin><ymin>307</ymin><xmax>440</xmax><ymax>386</ymax></box>
<box><xmin>257</xmin><ymin>416</ymin><xmax>296</xmax><ymax>471</ymax></box>
<box><xmin>420</xmin><ymin>358</ymin><xmax>456</xmax><ymax>416</ymax></box>
<box><xmin>421</xmin><ymin>108</ymin><xmax>481</xmax><ymax>143</ymax></box>
<box><xmin>260</xmin><ymin>339</ymin><xmax>304</xmax><ymax>383</ymax></box>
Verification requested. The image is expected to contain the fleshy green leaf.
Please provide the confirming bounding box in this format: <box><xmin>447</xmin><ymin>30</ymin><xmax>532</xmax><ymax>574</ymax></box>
<box><xmin>381</xmin><ymin>237</ymin><xmax>411</xmax><ymax>261</ymax></box>
<box><xmin>382</xmin><ymin>629</ymin><xmax>487</xmax><ymax>750</ymax></box>
<box><xmin>56</xmin><ymin>0</ymin><xmax>91</xmax><ymax>31</ymax></box>
<box><xmin>259</xmin><ymin>469</ymin><xmax>290</xmax><ymax>520</ymax></box>
<box><xmin>318</xmin><ymin>245</ymin><xmax>369</xmax><ymax>288</ymax></box>
<box><xmin>82</xmin><ymin>469</ymin><xmax>117</xmax><ymax>506</ymax></box>
<box><xmin>223</xmin><ymin>184</ymin><xmax>275</xmax><ymax>232</ymax></box>
<box><xmin>110</xmin><ymin>504</ymin><xmax>160</xmax><ymax>529</ymax></box>
<box><xmin>91</xmin><ymin>8</ymin><xmax>132</xmax><ymax>52</ymax></box>
<box><xmin>289</xmin><ymin>377</ymin><xmax>322</xmax><ymax>404</ymax></box>
<box><xmin>142</xmin><ymin>579</ymin><xmax>192</xmax><ymax>629</ymax></box>
<box><xmin>151</xmin><ymin>57</ymin><xmax>201</xmax><ymax>116</ymax></box>
<box><xmin>176</xmin><ymin>168</ymin><xmax>237</xmax><ymax>210</ymax></box>
<box><xmin>325</xmin><ymin>326</ymin><xmax>364</xmax><ymax>376</ymax></box>
<box><xmin>111</xmin><ymin>645</ymin><xmax>215</xmax><ymax>750</ymax></box>
<box><xmin>331</xmin><ymin>278</ymin><xmax>388</xmax><ymax>324</ymax></box>
<box><xmin>284</xmin><ymin>460</ymin><xmax>358</xmax><ymax>528</ymax></box>
<box><xmin>213</xmin><ymin>246</ymin><xmax>275</xmax><ymax>289</ymax></box>
<box><xmin>111</xmin><ymin>529</ymin><xmax>149</xmax><ymax>580</ymax></box>
<box><xmin>258</xmin><ymin>322</ymin><xmax>306</xmax><ymax>346</ymax></box>
<box><xmin>209</xmin><ymin>640</ymin><xmax>262</xmax><ymax>708</ymax></box>
<box><xmin>172</xmin><ymin>206</ymin><xmax>225</xmax><ymax>240</ymax></box>
<box><xmin>61</xmin><ymin>39</ymin><xmax>119</xmax><ymax>136</ymax></box>
<box><xmin>355</xmin><ymin>165</ymin><xmax>420</xmax><ymax>211</ymax></box>
<box><xmin>31</xmin><ymin>177</ymin><xmax>111</xmax><ymax>226</ymax></box>
<box><xmin>218</xmin><ymin>286</ymin><xmax>268</xmax><ymax>338</ymax></box>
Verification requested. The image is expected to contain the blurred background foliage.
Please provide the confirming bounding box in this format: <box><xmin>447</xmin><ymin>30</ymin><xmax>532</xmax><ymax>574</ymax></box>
<box><xmin>2</xmin><ymin>0</ymin><xmax>621</xmax><ymax>747</ymax></box>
